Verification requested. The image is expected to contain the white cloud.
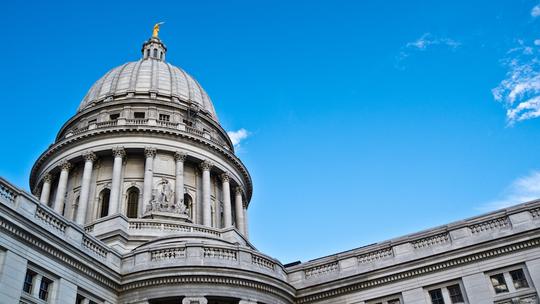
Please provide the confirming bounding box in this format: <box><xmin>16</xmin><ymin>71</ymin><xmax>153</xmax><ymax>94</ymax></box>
<box><xmin>227</xmin><ymin>128</ymin><xmax>249</xmax><ymax>147</ymax></box>
<box><xmin>492</xmin><ymin>40</ymin><xmax>540</xmax><ymax>124</ymax></box>
<box><xmin>532</xmin><ymin>4</ymin><xmax>540</xmax><ymax>17</ymax></box>
<box><xmin>405</xmin><ymin>33</ymin><xmax>461</xmax><ymax>51</ymax></box>
<box><xmin>478</xmin><ymin>171</ymin><xmax>540</xmax><ymax>211</ymax></box>
<box><xmin>396</xmin><ymin>33</ymin><xmax>461</xmax><ymax>67</ymax></box>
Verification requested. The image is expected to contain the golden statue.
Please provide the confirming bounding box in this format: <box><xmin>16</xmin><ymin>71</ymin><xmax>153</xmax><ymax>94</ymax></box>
<box><xmin>152</xmin><ymin>22</ymin><xmax>164</xmax><ymax>38</ymax></box>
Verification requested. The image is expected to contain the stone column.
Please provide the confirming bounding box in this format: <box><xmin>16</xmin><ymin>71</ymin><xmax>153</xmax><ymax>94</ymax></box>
<box><xmin>174</xmin><ymin>151</ymin><xmax>186</xmax><ymax>206</ymax></box>
<box><xmin>221</xmin><ymin>172</ymin><xmax>232</xmax><ymax>228</ymax></box>
<box><xmin>31</xmin><ymin>273</ymin><xmax>43</xmax><ymax>298</ymax></box>
<box><xmin>235</xmin><ymin>186</ymin><xmax>245</xmax><ymax>235</ymax></box>
<box><xmin>54</xmin><ymin>161</ymin><xmax>72</xmax><ymax>214</ymax></box>
<box><xmin>109</xmin><ymin>147</ymin><xmax>125</xmax><ymax>215</ymax></box>
<box><xmin>200</xmin><ymin>160</ymin><xmax>213</xmax><ymax>226</ymax></box>
<box><xmin>75</xmin><ymin>151</ymin><xmax>96</xmax><ymax>225</ymax></box>
<box><xmin>39</xmin><ymin>173</ymin><xmax>52</xmax><ymax>204</ymax></box>
<box><xmin>142</xmin><ymin>147</ymin><xmax>157</xmax><ymax>215</ymax></box>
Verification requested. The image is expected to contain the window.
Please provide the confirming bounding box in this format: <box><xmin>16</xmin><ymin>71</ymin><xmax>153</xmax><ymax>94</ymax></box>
<box><xmin>160</xmin><ymin>51</ymin><xmax>163</xmax><ymax>59</ymax></box>
<box><xmin>159</xmin><ymin>114</ymin><xmax>170</xmax><ymax>121</ymax></box>
<box><xmin>153</xmin><ymin>49</ymin><xmax>158</xmax><ymax>57</ymax></box>
<box><xmin>126</xmin><ymin>187</ymin><xmax>139</xmax><ymax>218</ymax></box>
<box><xmin>183</xmin><ymin>119</ymin><xmax>193</xmax><ymax>126</ymax></box>
<box><xmin>447</xmin><ymin>284</ymin><xmax>464</xmax><ymax>303</ymax></box>
<box><xmin>387</xmin><ymin>300</ymin><xmax>401</xmax><ymax>304</ymax></box>
<box><xmin>429</xmin><ymin>289</ymin><xmax>445</xmax><ymax>304</ymax></box>
<box><xmin>510</xmin><ymin>269</ymin><xmax>529</xmax><ymax>290</ymax></box>
<box><xmin>23</xmin><ymin>270</ymin><xmax>34</xmax><ymax>293</ymax></box>
<box><xmin>38</xmin><ymin>277</ymin><xmax>52</xmax><ymax>301</ymax></box>
<box><xmin>110</xmin><ymin>113</ymin><xmax>120</xmax><ymax>120</ymax></box>
<box><xmin>146</xmin><ymin>49</ymin><xmax>150</xmax><ymax>57</ymax></box>
<box><xmin>184</xmin><ymin>193</ymin><xmax>193</xmax><ymax>217</ymax></box>
<box><xmin>99</xmin><ymin>189</ymin><xmax>110</xmax><ymax>218</ymax></box>
<box><xmin>366</xmin><ymin>295</ymin><xmax>402</xmax><ymax>304</ymax></box>
<box><xmin>490</xmin><ymin>273</ymin><xmax>509</xmax><ymax>294</ymax></box>
<box><xmin>134</xmin><ymin>112</ymin><xmax>145</xmax><ymax>119</ymax></box>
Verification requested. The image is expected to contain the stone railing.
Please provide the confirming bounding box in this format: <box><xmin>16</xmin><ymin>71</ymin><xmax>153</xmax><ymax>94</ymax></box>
<box><xmin>304</xmin><ymin>262</ymin><xmax>339</xmax><ymax>279</ymax></box>
<box><xmin>128</xmin><ymin>220</ymin><xmax>222</xmax><ymax>237</ymax></box>
<box><xmin>286</xmin><ymin>200</ymin><xmax>540</xmax><ymax>288</ymax></box>
<box><xmin>150</xmin><ymin>247</ymin><xmax>186</xmax><ymax>261</ymax></box>
<box><xmin>121</xmin><ymin>243</ymin><xmax>286</xmax><ymax>281</ymax></box>
<box><xmin>469</xmin><ymin>216</ymin><xmax>510</xmax><ymax>234</ymax></box>
<box><xmin>35</xmin><ymin>206</ymin><xmax>67</xmax><ymax>234</ymax></box>
<box><xmin>62</xmin><ymin>117</ymin><xmax>231</xmax><ymax>150</ymax></box>
<box><xmin>0</xmin><ymin>178</ymin><xmax>121</xmax><ymax>270</ymax></box>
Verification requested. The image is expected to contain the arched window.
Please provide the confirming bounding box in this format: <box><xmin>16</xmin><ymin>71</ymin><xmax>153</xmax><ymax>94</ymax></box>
<box><xmin>160</xmin><ymin>51</ymin><xmax>163</xmax><ymax>60</ymax></box>
<box><xmin>146</xmin><ymin>49</ymin><xmax>150</xmax><ymax>58</ymax></box>
<box><xmin>184</xmin><ymin>193</ymin><xmax>193</xmax><ymax>218</ymax></box>
<box><xmin>99</xmin><ymin>189</ymin><xmax>110</xmax><ymax>218</ymax></box>
<box><xmin>126</xmin><ymin>187</ymin><xmax>139</xmax><ymax>218</ymax></box>
<box><xmin>153</xmin><ymin>49</ymin><xmax>158</xmax><ymax>58</ymax></box>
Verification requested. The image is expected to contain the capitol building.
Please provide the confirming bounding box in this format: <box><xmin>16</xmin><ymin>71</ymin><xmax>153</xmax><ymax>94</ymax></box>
<box><xmin>1</xmin><ymin>27</ymin><xmax>540</xmax><ymax>304</ymax></box>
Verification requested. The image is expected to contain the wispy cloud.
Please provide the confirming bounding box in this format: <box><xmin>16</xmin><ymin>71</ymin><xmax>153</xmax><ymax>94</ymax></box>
<box><xmin>478</xmin><ymin>171</ymin><xmax>540</xmax><ymax>211</ymax></box>
<box><xmin>492</xmin><ymin>40</ymin><xmax>540</xmax><ymax>124</ymax></box>
<box><xmin>532</xmin><ymin>4</ymin><xmax>540</xmax><ymax>17</ymax></box>
<box><xmin>397</xmin><ymin>33</ymin><xmax>461</xmax><ymax>66</ymax></box>
<box><xmin>227</xmin><ymin>128</ymin><xmax>249</xmax><ymax>148</ymax></box>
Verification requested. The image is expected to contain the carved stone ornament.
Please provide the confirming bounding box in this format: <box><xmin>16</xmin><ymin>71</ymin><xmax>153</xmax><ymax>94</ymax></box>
<box><xmin>235</xmin><ymin>186</ymin><xmax>243</xmax><ymax>195</ymax></box>
<box><xmin>174</xmin><ymin>151</ymin><xmax>187</xmax><ymax>162</ymax></box>
<box><xmin>112</xmin><ymin>146</ymin><xmax>126</xmax><ymax>158</ymax></box>
<box><xmin>43</xmin><ymin>173</ymin><xmax>53</xmax><ymax>183</ymax></box>
<box><xmin>146</xmin><ymin>179</ymin><xmax>190</xmax><ymax>216</ymax></box>
<box><xmin>83</xmin><ymin>151</ymin><xmax>97</xmax><ymax>162</ymax></box>
<box><xmin>199</xmin><ymin>160</ymin><xmax>213</xmax><ymax>171</ymax></box>
<box><xmin>144</xmin><ymin>147</ymin><xmax>157</xmax><ymax>158</ymax></box>
<box><xmin>220</xmin><ymin>172</ymin><xmax>230</xmax><ymax>182</ymax></box>
<box><xmin>60</xmin><ymin>160</ymin><xmax>72</xmax><ymax>171</ymax></box>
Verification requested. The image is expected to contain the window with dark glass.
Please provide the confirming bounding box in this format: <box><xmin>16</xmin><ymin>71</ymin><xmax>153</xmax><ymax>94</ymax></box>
<box><xmin>23</xmin><ymin>270</ymin><xmax>34</xmax><ymax>293</ymax></box>
<box><xmin>126</xmin><ymin>187</ymin><xmax>139</xmax><ymax>218</ymax></box>
<box><xmin>109</xmin><ymin>113</ymin><xmax>120</xmax><ymax>120</ymax></box>
<box><xmin>99</xmin><ymin>189</ymin><xmax>111</xmax><ymax>218</ymax></box>
<box><xmin>429</xmin><ymin>289</ymin><xmax>445</xmax><ymax>304</ymax></box>
<box><xmin>510</xmin><ymin>269</ymin><xmax>529</xmax><ymax>289</ymax></box>
<box><xmin>447</xmin><ymin>284</ymin><xmax>464</xmax><ymax>303</ymax></box>
<box><xmin>38</xmin><ymin>277</ymin><xmax>52</xmax><ymax>301</ymax></box>
<box><xmin>159</xmin><ymin>114</ymin><xmax>170</xmax><ymax>121</ymax></box>
<box><xmin>134</xmin><ymin>112</ymin><xmax>145</xmax><ymax>119</ymax></box>
<box><xmin>388</xmin><ymin>300</ymin><xmax>401</xmax><ymax>304</ymax></box>
<box><xmin>153</xmin><ymin>49</ymin><xmax>158</xmax><ymax>57</ymax></box>
<box><xmin>76</xmin><ymin>294</ymin><xmax>85</xmax><ymax>304</ymax></box>
<box><xmin>490</xmin><ymin>273</ymin><xmax>509</xmax><ymax>293</ymax></box>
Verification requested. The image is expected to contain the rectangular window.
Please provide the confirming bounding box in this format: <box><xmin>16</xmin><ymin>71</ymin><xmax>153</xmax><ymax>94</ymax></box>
<box><xmin>388</xmin><ymin>300</ymin><xmax>401</xmax><ymax>304</ymax></box>
<box><xmin>447</xmin><ymin>284</ymin><xmax>464</xmax><ymax>303</ymax></box>
<box><xmin>22</xmin><ymin>270</ymin><xmax>34</xmax><ymax>293</ymax></box>
<box><xmin>429</xmin><ymin>289</ymin><xmax>445</xmax><ymax>304</ymax></box>
<box><xmin>134</xmin><ymin>112</ymin><xmax>145</xmax><ymax>119</ymax></box>
<box><xmin>38</xmin><ymin>277</ymin><xmax>52</xmax><ymax>301</ymax></box>
<box><xmin>110</xmin><ymin>113</ymin><xmax>120</xmax><ymax>120</ymax></box>
<box><xmin>490</xmin><ymin>273</ymin><xmax>509</xmax><ymax>294</ymax></box>
<box><xmin>159</xmin><ymin>114</ymin><xmax>170</xmax><ymax>121</ymax></box>
<box><xmin>510</xmin><ymin>269</ymin><xmax>529</xmax><ymax>290</ymax></box>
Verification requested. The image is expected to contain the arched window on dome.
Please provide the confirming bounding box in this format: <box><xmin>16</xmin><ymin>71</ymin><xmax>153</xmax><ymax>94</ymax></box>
<box><xmin>153</xmin><ymin>49</ymin><xmax>158</xmax><ymax>58</ymax></box>
<box><xmin>146</xmin><ymin>49</ymin><xmax>150</xmax><ymax>58</ymax></box>
<box><xmin>98</xmin><ymin>189</ymin><xmax>110</xmax><ymax>218</ymax></box>
<box><xmin>160</xmin><ymin>51</ymin><xmax>163</xmax><ymax>60</ymax></box>
<box><xmin>184</xmin><ymin>193</ymin><xmax>193</xmax><ymax>218</ymax></box>
<box><xmin>126</xmin><ymin>187</ymin><xmax>139</xmax><ymax>218</ymax></box>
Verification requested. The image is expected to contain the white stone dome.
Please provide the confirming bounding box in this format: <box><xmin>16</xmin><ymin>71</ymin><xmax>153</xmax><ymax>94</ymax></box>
<box><xmin>78</xmin><ymin>38</ymin><xmax>218</xmax><ymax>121</ymax></box>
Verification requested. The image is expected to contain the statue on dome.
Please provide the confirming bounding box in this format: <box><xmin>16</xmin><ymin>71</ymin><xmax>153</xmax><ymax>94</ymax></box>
<box><xmin>146</xmin><ymin>178</ymin><xmax>189</xmax><ymax>216</ymax></box>
<box><xmin>152</xmin><ymin>22</ymin><xmax>164</xmax><ymax>38</ymax></box>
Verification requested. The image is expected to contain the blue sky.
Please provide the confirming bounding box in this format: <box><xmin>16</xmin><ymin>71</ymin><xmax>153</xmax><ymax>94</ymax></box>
<box><xmin>2</xmin><ymin>0</ymin><xmax>540</xmax><ymax>263</ymax></box>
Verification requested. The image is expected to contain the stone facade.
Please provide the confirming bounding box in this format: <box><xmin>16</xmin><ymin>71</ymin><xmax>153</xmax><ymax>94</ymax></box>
<box><xmin>0</xmin><ymin>32</ymin><xmax>540</xmax><ymax>304</ymax></box>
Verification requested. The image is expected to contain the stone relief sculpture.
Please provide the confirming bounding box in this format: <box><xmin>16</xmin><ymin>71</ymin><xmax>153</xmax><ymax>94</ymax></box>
<box><xmin>145</xmin><ymin>178</ymin><xmax>189</xmax><ymax>216</ymax></box>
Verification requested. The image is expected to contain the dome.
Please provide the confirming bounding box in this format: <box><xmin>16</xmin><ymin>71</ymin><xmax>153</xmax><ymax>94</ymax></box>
<box><xmin>78</xmin><ymin>38</ymin><xmax>218</xmax><ymax>121</ymax></box>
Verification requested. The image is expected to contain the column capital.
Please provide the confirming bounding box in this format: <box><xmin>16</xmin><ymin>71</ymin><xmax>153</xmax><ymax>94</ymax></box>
<box><xmin>83</xmin><ymin>151</ymin><xmax>97</xmax><ymax>162</ymax></box>
<box><xmin>235</xmin><ymin>186</ymin><xmax>243</xmax><ymax>195</ymax></box>
<box><xmin>220</xmin><ymin>172</ymin><xmax>230</xmax><ymax>182</ymax></box>
<box><xmin>59</xmin><ymin>160</ymin><xmax>72</xmax><ymax>171</ymax></box>
<box><xmin>174</xmin><ymin>151</ymin><xmax>187</xmax><ymax>162</ymax></box>
<box><xmin>200</xmin><ymin>160</ymin><xmax>213</xmax><ymax>171</ymax></box>
<box><xmin>112</xmin><ymin>146</ymin><xmax>126</xmax><ymax>158</ymax></box>
<box><xmin>144</xmin><ymin>146</ymin><xmax>157</xmax><ymax>158</ymax></box>
<box><xmin>43</xmin><ymin>173</ymin><xmax>53</xmax><ymax>183</ymax></box>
